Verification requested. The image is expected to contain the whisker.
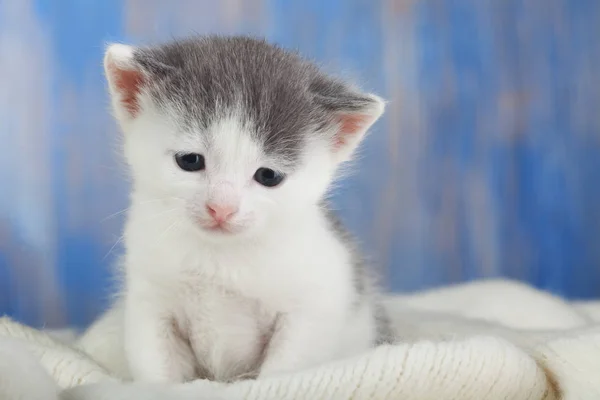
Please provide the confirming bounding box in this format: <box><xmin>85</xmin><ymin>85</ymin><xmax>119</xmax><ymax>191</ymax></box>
<box><xmin>103</xmin><ymin>234</ymin><xmax>125</xmax><ymax>261</ymax></box>
<box><xmin>134</xmin><ymin>196</ymin><xmax>187</xmax><ymax>204</ymax></box>
<box><xmin>141</xmin><ymin>208</ymin><xmax>180</xmax><ymax>222</ymax></box>
<box><xmin>101</xmin><ymin>197</ymin><xmax>185</xmax><ymax>223</ymax></box>
<box><xmin>101</xmin><ymin>207</ymin><xmax>132</xmax><ymax>222</ymax></box>
<box><xmin>100</xmin><ymin>197</ymin><xmax>184</xmax><ymax>223</ymax></box>
<box><xmin>102</xmin><ymin>209</ymin><xmax>181</xmax><ymax>261</ymax></box>
<box><xmin>154</xmin><ymin>219</ymin><xmax>182</xmax><ymax>246</ymax></box>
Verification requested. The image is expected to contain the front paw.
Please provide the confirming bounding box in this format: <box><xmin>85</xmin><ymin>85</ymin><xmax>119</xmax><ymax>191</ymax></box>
<box><xmin>125</xmin><ymin>336</ymin><xmax>197</xmax><ymax>382</ymax></box>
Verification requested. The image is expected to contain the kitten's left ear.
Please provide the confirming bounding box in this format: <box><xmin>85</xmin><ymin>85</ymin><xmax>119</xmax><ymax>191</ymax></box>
<box><xmin>313</xmin><ymin>79</ymin><xmax>385</xmax><ymax>163</ymax></box>
<box><xmin>104</xmin><ymin>43</ymin><xmax>145</xmax><ymax>122</ymax></box>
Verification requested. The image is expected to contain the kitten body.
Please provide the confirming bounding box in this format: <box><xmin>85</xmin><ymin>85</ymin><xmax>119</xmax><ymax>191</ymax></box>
<box><xmin>102</xmin><ymin>36</ymin><xmax>387</xmax><ymax>383</ymax></box>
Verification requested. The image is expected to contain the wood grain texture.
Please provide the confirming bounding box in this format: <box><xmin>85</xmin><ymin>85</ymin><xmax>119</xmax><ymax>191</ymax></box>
<box><xmin>0</xmin><ymin>0</ymin><xmax>599</xmax><ymax>327</ymax></box>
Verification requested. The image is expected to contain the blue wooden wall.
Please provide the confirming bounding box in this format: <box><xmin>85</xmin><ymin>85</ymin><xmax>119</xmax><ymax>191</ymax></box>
<box><xmin>1</xmin><ymin>0</ymin><xmax>599</xmax><ymax>328</ymax></box>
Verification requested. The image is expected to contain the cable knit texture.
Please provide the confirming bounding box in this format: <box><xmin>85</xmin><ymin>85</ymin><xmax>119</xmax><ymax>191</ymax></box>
<box><xmin>2</xmin><ymin>279</ymin><xmax>600</xmax><ymax>400</ymax></box>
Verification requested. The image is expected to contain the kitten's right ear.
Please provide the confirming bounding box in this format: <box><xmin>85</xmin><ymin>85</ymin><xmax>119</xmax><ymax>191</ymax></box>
<box><xmin>311</xmin><ymin>76</ymin><xmax>385</xmax><ymax>164</ymax></box>
<box><xmin>104</xmin><ymin>43</ymin><xmax>145</xmax><ymax>121</ymax></box>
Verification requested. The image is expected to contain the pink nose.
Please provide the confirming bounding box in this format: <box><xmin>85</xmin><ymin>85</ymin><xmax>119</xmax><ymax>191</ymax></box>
<box><xmin>206</xmin><ymin>202</ymin><xmax>238</xmax><ymax>223</ymax></box>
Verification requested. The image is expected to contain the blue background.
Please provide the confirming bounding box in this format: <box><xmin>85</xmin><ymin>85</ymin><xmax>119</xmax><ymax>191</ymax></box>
<box><xmin>1</xmin><ymin>0</ymin><xmax>599</xmax><ymax>328</ymax></box>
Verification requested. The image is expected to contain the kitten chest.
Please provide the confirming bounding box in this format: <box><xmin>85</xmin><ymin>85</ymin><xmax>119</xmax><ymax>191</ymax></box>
<box><xmin>178</xmin><ymin>282</ymin><xmax>276</xmax><ymax>381</ymax></box>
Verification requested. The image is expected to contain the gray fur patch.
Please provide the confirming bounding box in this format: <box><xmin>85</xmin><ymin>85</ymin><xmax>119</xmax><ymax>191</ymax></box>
<box><xmin>130</xmin><ymin>35</ymin><xmax>378</xmax><ymax>167</ymax></box>
<box><xmin>321</xmin><ymin>206</ymin><xmax>369</xmax><ymax>296</ymax></box>
<box><xmin>321</xmin><ymin>204</ymin><xmax>392</xmax><ymax>345</ymax></box>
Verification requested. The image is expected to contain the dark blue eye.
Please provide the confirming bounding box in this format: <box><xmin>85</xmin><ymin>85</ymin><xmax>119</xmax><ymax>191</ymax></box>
<box><xmin>254</xmin><ymin>168</ymin><xmax>285</xmax><ymax>187</ymax></box>
<box><xmin>175</xmin><ymin>153</ymin><xmax>205</xmax><ymax>172</ymax></box>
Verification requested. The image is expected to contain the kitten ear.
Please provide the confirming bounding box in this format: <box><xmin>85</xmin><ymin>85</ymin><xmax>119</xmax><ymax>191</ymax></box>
<box><xmin>104</xmin><ymin>43</ymin><xmax>145</xmax><ymax>121</ymax></box>
<box><xmin>313</xmin><ymin>79</ymin><xmax>385</xmax><ymax>163</ymax></box>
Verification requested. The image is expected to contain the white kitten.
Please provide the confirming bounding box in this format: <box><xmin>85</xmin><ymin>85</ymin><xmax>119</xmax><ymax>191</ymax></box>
<box><xmin>99</xmin><ymin>36</ymin><xmax>389</xmax><ymax>383</ymax></box>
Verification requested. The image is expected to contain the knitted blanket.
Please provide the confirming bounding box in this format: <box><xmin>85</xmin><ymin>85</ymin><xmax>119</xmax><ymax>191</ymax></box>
<box><xmin>1</xmin><ymin>279</ymin><xmax>599</xmax><ymax>400</ymax></box>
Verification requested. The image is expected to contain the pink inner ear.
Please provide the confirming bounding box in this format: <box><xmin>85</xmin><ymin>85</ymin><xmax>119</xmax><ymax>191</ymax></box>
<box><xmin>108</xmin><ymin>63</ymin><xmax>144</xmax><ymax>117</ymax></box>
<box><xmin>333</xmin><ymin>114</ymin><xmax>369</xmax><ymax>149</ymax></box>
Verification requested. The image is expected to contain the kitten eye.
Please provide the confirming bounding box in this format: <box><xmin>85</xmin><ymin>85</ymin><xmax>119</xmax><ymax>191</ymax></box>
<box><xmin>254</xmin><ymin>168</ymin><xmax>285</xmax><ymax>187</ymax></box>
<box><xmin>175</xmin><ymin>153</ymin><xmax>205</xmax><ymax>172</ymax></box>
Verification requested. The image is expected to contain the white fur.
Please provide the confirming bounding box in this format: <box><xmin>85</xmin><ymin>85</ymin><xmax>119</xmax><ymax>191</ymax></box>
<box><xmin>101</xmin><ymin>44</ymin><xmax>384</xmax><ymax>383</ymax></box>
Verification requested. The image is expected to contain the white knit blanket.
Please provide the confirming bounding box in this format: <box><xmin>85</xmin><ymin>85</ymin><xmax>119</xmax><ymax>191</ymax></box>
<box><xmin>2</xmin><ymin>279</ymin><xmax>600</xmax><ymax>400</ymax></box>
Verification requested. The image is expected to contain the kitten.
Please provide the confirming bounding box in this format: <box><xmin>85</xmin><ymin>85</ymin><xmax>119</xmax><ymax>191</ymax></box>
<box><xmin>102</xmin><ymin>36</ymin><xmax>389</xmax><ymax>383</ymax></box>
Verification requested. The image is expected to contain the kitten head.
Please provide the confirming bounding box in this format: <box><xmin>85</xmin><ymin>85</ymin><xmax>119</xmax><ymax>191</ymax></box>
<box><xmin>104</xmin><ymin>36</ymin><xmax>384</xmax><ymax>239</ymax></box>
